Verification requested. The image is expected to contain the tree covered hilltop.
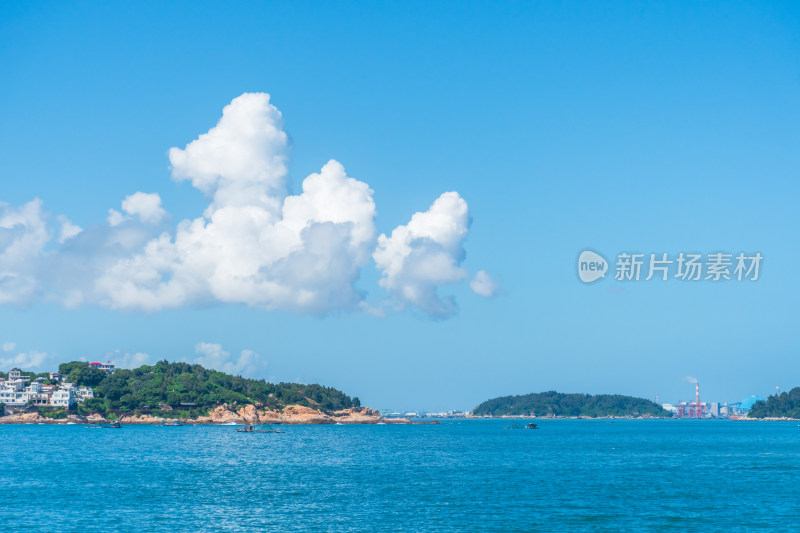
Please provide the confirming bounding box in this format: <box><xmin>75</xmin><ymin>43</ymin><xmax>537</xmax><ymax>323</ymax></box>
<box><xmin>747</xmin><ymin>388</ymin><xmax>800</xmax><ymax>419</ymax></box>
<box><xmin>59</xmin><ymin>360</ymin><xmax>360</xmax><ymax>417</ymax></box>
<box><xmin>473</xmin><ymin>391</ymin><xmax>671</xmax><ymax>418</ymax></box>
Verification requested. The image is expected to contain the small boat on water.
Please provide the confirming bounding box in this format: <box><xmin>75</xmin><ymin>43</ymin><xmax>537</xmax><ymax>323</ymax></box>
<box><xmin>504</xmin><ymin>422</ymin><xmax>539</xmax><ymax>430</ymax></box>
<box><xmin>86</xmin><ymin>421</ymin><xmax>121</xmax><ymax>429</ymax></box>
<box><xmin>162</xmin><ymin>419</ymin><xmax>182</xmax><ymax>426</ymax></box>
<box><xmin>236</xmin><ymin>422</ymin><xmax>284</xmax><ymax>433</ymax></box>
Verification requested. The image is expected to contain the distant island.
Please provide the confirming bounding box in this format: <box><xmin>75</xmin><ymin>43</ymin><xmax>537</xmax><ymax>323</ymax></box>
<box><xmin>0</xmin><ymin>360</ymin><xmax>406</xmax><ymax>425</ymax></box>
<box><xmin>747</xmin><ymin>387</ymin><xmax>800</xmax><ymax>419</ymax></box>
<box><xmin>473</xmin><ymin>391</ymin><xmax>671</xmax><ymax>418</ymax></box>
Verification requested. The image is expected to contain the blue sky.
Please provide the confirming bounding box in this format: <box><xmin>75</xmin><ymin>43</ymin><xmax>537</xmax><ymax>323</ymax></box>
<box><xmin>1</xmin><ymin>1</ymin><xmax>798</xmax><ymax>411</ymax></box>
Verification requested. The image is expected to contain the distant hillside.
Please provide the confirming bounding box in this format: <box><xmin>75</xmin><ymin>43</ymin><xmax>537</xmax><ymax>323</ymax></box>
<box><xmin>58</xmin><ymin>360</ymin><xmax>360</xmax><ymax>416</ymax></box>
<box><xmin>748</xmin><ymin>388</ymin><xmax>800</xmax><ymax>418</ymax></box>
<box><xmin>473</xmin><ymin>391</ymin><xmax>670</xmax><ymax>418</ymax></box>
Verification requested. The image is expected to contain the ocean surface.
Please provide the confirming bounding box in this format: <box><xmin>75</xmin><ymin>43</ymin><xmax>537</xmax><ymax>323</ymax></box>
<box><xmin>1</xmin><ymin>419</ymin><xmax>799</xmax><ymax>532</ymax></box>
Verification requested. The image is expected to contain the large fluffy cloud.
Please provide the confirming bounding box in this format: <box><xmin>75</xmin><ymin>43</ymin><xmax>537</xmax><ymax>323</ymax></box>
<box><xmin>169</xmin><ymin>93</ymin><xmax>289</xmax><ymax>214</ymax></box>
<box><xmin>0</xmin><ymin>199</ymin><xmax>50</xmax><ymax>304</ymax></box>
<box><xmin>0</xmin><ymin>92</ymin><xmax>493</xmax><ymax>317</ymax></box>
<box><xmin>95</xmin><ymin>158</ymin><xmax>376</xmax><ymax>313</ymax></box>
<box><xmin>373</xmin><ymin>192</ymin><xmax>471</xmax><ymax>317</ymax></box>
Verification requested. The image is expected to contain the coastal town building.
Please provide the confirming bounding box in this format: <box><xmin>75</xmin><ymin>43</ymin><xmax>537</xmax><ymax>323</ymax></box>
<box><xmin>50</xmin><ymin>389</ymin><xmax>75</xmax><ymax>407</ymax></box>
<box><xmin>89</xmin><ymin>362</ymin><xmax>116</xmax><ymax>374</ymax></box>
<box><xmin>1</xmin><ymin>367</ymin><xmax>100</xmax><ymax>408</ymax></box>
<box><xmin>75</xmin><ymin>387</ymin><xmax>94</xmax><ymax>401</ymax></box>
<box><xmin>7</xmin><ymin>370</ymin><xmax>29</xmax><ymax>383</ymax></box>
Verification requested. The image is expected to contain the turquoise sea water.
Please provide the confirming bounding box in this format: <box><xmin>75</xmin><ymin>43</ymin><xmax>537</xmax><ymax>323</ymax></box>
<box><xmin>1</xmin><ymin>419</ymin><xmax>799</xmax><ymax>532</ymax></box>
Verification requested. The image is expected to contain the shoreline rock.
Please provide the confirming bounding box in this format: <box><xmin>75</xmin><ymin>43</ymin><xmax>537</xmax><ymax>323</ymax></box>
<box><xmin>0</xmin><ymin>404</ymin><xmax>415</xmax><ymax>425</ymax></box>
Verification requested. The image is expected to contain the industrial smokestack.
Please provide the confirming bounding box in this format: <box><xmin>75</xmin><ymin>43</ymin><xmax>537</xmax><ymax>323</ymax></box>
<box><xmin>695</xmin><ymin>382</ymin><xmax>702</xmax><ymax>418</ymax></box>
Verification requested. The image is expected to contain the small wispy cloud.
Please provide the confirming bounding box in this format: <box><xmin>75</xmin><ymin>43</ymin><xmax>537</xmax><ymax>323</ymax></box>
<box><xmin>105</xmin><ymin>350</ymin><xmax>151</xmax><ymax>369</ymax></box>
<box><xmin>470</xmin><ymin>270</ymin><xmax>499</xmax><ymax>298</ymax></box>
<box><xmin>192</xmin><ymin>342</ymin><xmax>266</xmax><ymax>378</ymax></box>
<box><xmin>0</xmin><ymin>350</ymin><xmax>49</xmax><ymax>371</ymax></box>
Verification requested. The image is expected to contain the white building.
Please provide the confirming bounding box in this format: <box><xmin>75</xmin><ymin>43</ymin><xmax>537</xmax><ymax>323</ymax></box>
<box><xmin>75</xmin><ymin>387</ymin><xmax>94</xmax><ymax>401</ymax></box>
<box><xmin>6</xmin><ymin>370</ymin><xmax>29</xmax><ymax>383</ymax></box>
<box><xmin>1</xmin><ymin>369</ymin><xmax>92</xmax><ymax>409</ymax></box>
<box><xmin>89</xmin><ymin>362</ymin><xmax>115</xmax><ymax>374</ymax></box>
<box><xmin>51</xmin><ymin>389</ymin><xmax>76</xmax><ymax>407</ymax></box>
<box><xmin>0</xmin><ymin>388</ymin><xmax>27</xmax><ymax>406</ymax></box>
<box><xmin>0</xmin><ymin>381</ymin><xmax>49</xmax><ymax>406</ymax></box>
<box><xmin>4</xmin><ymin>380</ymin><xmax>24</xmax><ymax>393</ymax></box>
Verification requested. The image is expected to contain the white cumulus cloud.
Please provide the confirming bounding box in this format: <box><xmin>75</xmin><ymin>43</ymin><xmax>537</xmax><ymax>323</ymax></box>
<box><xmin>0</xmin><ymin>92</ymin><xmax>488</xmax><ymax>319</ymax></box>
<box><xmin>192</xmin><ymin>342</ymin><xmax>265</xmax><ymax>378</ymax></box>
<box><xmin>0</xmin><ymin>350</ymin><xmax>49</xmax><ymax>371</ymax></box>
<box><xmin>122</xmin><ymin>192</ymin><xmax>167</xmax><ymax>225</ymax></box>
<box><xmin>2</xmin><ymin>342</ymin><xmax>15</xmax><ymax>352</ymax></box>
<box><xmin>373</xmin><ymin>191</ymin><xmax>470</xmax><ymax>317</ymax></box>
<box><xmin>470</xmin><ymin>270</ymin><xmax>499</xmax><ymax>297</ymax></box>
<box><xmin>95</xmin><ymin>95</ymin><xmax>377</xmax><ymax>314</ymax></box>
<box><xmin>57</xmin><ymin>215</ymin><xmax>82</xmax><ymax>243</ymax></box>
<box><xmin>0</xmin><ymin>199</ymin><xmax>49</xmax><ymax>304</ymax></box>
<box><xmin>95</xmin><ymin>159</ymin><xmax>376</xmax><ymax>313</ymax></box>
<box><xmin>169</xmin><ymin>92</ymin><xmax>289</xmax><ymax>214</ymax></box>
<box><xmin>107</xmin><ymin>192</ymin><xmax>166</xmax><ymax>226</ymax></box>
<box><xmin>107</xmin><ymin>208</ymin><xmax>127</xmax><ymax>227</ymax></box>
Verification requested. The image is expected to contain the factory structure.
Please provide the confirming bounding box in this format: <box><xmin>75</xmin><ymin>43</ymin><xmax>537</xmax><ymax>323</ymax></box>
<box><xmin>661</xmin><ymin>381</ymin><xmax>766</xmax><ymax>419</ymax></box>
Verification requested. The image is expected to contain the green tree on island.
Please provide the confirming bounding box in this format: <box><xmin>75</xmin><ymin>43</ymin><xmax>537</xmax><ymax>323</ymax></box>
<box><xmin>473</xmin><ymin>391</ymin><xmax>671</xmax><ymax>418</ymax></box>
<box><xmin>748</xmin><ymin>387</ymin><xmax>800</xmax><ymax>418</ymax></box>
<box><xmin>44</xmin><ymin>360</ymin><xmax>361</xmax><ymax>418</ymax></box>
<box><xmin>59</xmin><ymin>362</ymin><xmax>107</xmax><ymax>387</ymax></box>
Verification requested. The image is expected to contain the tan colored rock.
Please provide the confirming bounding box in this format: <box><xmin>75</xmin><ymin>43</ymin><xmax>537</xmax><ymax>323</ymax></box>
<box><xmin>382</xmin><ymin>418</ymin><xmax>413</xmax><ymax>424</ymax></box>
<box><xmin>279</xmin><ymin>404</ymin><xmax>332</xmax><ymax>424</ymax></box>
<box><xmin>0</xmin><ymin>412</ymin><xmax>49</xmax><ymax>424</ymax></box>
<box><xmin>0</xmin><ymin>402</ymin><xmax>410</xmax><ymax>425</ymax></box>
<box><xmin>236</xmin><ymin>404</ymin><xmax>260</xmax><ymax>422</ymax></box>
<box><xmin>257</xmin><ymin>409</ymin><xmax>281</xmax><ymax>421</ymax></box>
<box><xmin>118</xmin><ymin>414</ymin><xmax>165</xmax><ymax>424</ymax></box>
<box><xmin>207</xmin><ymin>404</ymin><xmax>241</xmax><ymax>423</ymax></box>
<box><xmin>330</xmin><ymin>407</ymin><xmax>382</xmax><ymax>424</ymax></box>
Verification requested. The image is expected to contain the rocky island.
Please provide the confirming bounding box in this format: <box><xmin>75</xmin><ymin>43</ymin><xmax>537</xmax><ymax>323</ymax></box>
<box><xmin>473</xmin><ymin>391</ymin><xmax>671</xmax><ymax>418</ymax></box>
<box><xmin>746</xmin><ymin>387</ymin><xmax>800</xmax><ymax>420</ymax></box>
<box><xmin>0</xmin><ymin>360</ymin><xmax>411</xmax><ymax>425</ymax></box>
